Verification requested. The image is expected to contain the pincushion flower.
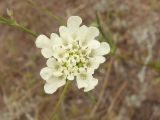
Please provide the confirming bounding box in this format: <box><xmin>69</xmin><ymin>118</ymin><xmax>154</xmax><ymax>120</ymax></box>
<box><xmin>36</xmin><ymin>16</ymin><xmax>110</xmax><ymax>94</ymax></box>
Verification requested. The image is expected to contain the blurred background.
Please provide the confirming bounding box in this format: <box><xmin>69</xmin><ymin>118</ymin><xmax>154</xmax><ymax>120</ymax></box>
<box><xmin>0</xmin><ymin>0</ymin><xmax>160</xmax><ymax>120</ymax></box>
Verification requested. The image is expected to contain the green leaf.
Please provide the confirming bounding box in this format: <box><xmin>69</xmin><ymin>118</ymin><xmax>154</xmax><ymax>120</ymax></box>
<box><xmin>96</xmin><ymin>13</ymin><xmax>117</xmax><ymax>55</ymax></box>
<box><xmin>147</xmin><ymin>61</ymin><xmax>160</xmax><ymax>72</ymax></box>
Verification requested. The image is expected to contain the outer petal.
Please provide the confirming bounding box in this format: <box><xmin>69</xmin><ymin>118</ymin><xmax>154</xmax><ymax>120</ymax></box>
<box><xmin>76</xmin><ymin>79</ymin><xmax>88</xmax><ymax>89</ymax></box>
<box><xmin>86</xmin><ymin>58</ymin><xmax>100</xmax><ymax>69</ymax></box>
<box><xmin>76</xmin><ymin>69</ymin><xmax>92</xmax><ymax>89</ymax></box>
<box><xmin>53</xmin><ymin>71</ymin><xmax>63</xmax><ymax>77</ymax></box>
<box><xmin>41</xmin><ymin>48</ymin><xmax>53</xmax><ymax>58</ymax></box>
<box><xmin>35</xmin><ymin>35</ymin><xmax>50</xmax><ymax>48</ymax></box>
<box><xmin>88</xmin><ymin>40</ymin><xmax>100</xmax><ymax>49</ymax></box>
<box><xmin>67</xmin><ymin>16</ymin><xmax>82</xmax><ymax>31</ymax></box>
<box><xmin>95</xmin><ymin>56</ymin><xmax>106</xmax><ymax>63</ymax></box>
<box><xmin>59</xmin><ymin>26</ymin><xmax>69</xmax><ymax>38</ymax></box>
<box><xmin>59</xmin><ymin>26</ymin><xmax>68</xmax><ymax>35</ymax></box>
<box><xmin>59</xmin><ymin>26</ymin><xmax>73</xmax><ymax>45</ymax></box>
<box><xmin>67</xmin><ymin>75</ymin><xmax>75</xmax><ymax>81</ymax></box>
<box><xmin>50</xmin><ymin>33</ymin><xmax>62</xmax><ymax>46</ymax></box>
<box><xmin>76</xmin><ymin>25</ymin><xmax>88</xmax><ymax>42</ymax></box>
<box><xmin>46</xmin><ymin>58</ymin><xmax>57</xmax><ymax>67</ymax></box>
<box><xmin>52</xmin><ymin>47</ymin><xmax>68</xmax><ymax>59</ymax></box>
<box><xmin>84</xmin><ymin>78</ymin><xmax>98</xmax><ymax>92</ymax></box>
<box><xmin>86</xmin><ymin>27</ymin><xmax>99</xmax><ymax>41</ymax></box>
<box><xmin>40</xmin><ymin>67</ymin><xmax>53</xmax><ymax>80</ymax></box>
<box><xmin>47</xmin><ymin>58</ymin><xmax>63</xmax><ymax>76</ymax></box>
<box><xmin>94</xmin><ymin>42</ymin><xmax>110</xmax><ymax>55</ymax></box>
<box><xmin>44</xmin><ymin>78</ymin><xmax>66</xmax><ymax>94</ymax></box>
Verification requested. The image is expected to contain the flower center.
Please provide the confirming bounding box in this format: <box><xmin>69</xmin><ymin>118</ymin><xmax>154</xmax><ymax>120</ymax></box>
<box><xmin>53</xmin><ymin>40</ymin><xmax>92</xmax><ymax>78</ymax></box>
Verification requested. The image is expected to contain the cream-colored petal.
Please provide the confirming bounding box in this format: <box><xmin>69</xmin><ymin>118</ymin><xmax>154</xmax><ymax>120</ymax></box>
<box><xmin>84</xmin><ymin>78</ymin><xmax>98</xmax><ymax>92</ymax></box>
<box><xmin>76</xmin><ymin>25</ymin><xmax>88</xmax><ymax>42</ymax></box>
<box><xmin>76</xmin><ymin>69</ymin><xmax>92</xmax><ymax>89</ymax></box>
<box><xmin>97</xmin><ymin>56</ymin><xmax>106</xmax><ymax>63</ymax></box>
<box><xmin>47</xmin><ymin>59</ymin><xmax>63</xmax><ymax>76</ymax></box>
<box><xmin>46</xmin><ymin>58</ymin><xmax>57</xmax><ymax>67</ymax></box>
<box><xmin>44</xmin><ymin>78</ymin><xmax>66</xmax><ymax>94</ymax></box>
<box><xmin>59</xmin><ymin>26</ymin><xmax>73</xmax><ymax>45</ymax></box>
<box><xmin>46</xmin><ymin>75</ymin><xmax>66</xmax><ymax>83</ymax></box>
<box><xmin>59</xmin><ymin>26</ymin><xmax>69</xmax><ymax>37</ymax></box>
<box><xmin>76</xmin><ymin>79</ymin><xmax>88</xmax><ymax>89</ymax></box>
<box><xmin>53</xmin><ymin>71</ymin><xmax>63</xmax><ymax>77</ymax></box>
<box><xmin>59</xmin><ymin>26</ymin><xmax>68</xmax><ymax>34</ymax></box>
<box><xmin>86</xmin><ymin>27</ymin><xmax>99</xmax><ymax>41</ymax></box>
<box><xmin>40</xmin><ymin>67</ymin><xmax>53</xmax><ymax>80</ymax></box>
<box><xmin>44</xmin><ymin>83</ymin><xmax>57</xmax><ymax>94</ymax></box>
<box><xmin>67</xmin><ymin>16</ymin><xmax>82</xmax><ymax>31</ymax></box>
<box><xmin>41</xmin><ymin>48</ymin><xmax>53</xmax><ymax>58</ymax></box>
<box><xmin>48</xmin><ymin>60</ymin><xmax>63</xmax><ymax>77</ymax></box>
<box><xmin>88</xmin><ymin>40</ymin><xmax>100</xmax><ymax>49</ymax></box>
<box><xmin>87</xmin><ymin>68</ymin><xmax>95</xmax><ymax>75</ymax></box>
<box><xmin>86</xmin><ymin>58</ymin><xmax>100</xmax><ymax>69</ymax></box>
<box><xmin>94</xmin><ymin>42</ymin><xmax>110</xmax><ymax>55</ymax></box>
<box><xmin>35</xmin><ymin>35</ymin><xmax>50</xmax><ymax>48</ymax></box>
<box><xmin>50</xmin><ymin>33</ymin><xmax>62</xmax><ymax>46</ymax></box>
<box><xmin>53</xmin><ymin>47</ymin><xmax>68</xmax><ymax>59</ymax></box>
<box><xmin>67</xmin><ymin>75</ymin><xmax>74</xmax><ymax>80</ymax></box>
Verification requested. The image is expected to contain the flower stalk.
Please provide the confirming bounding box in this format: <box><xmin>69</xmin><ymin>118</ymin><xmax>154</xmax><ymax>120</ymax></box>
<box><xmin>50</xmin><ymin>80</ymin><xmax>72</xmax><ymax>120</ymax></box>
<box><xmin>0</xmin><ymin>16</ymin><xmax>38</xmax><ymax>37</ymax></box>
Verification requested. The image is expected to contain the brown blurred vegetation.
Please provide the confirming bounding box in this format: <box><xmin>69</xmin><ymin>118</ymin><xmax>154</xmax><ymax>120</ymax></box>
<box><xmin>0</xmin><ymin>0</ymin><xmax>160</xmax><ymax>120</ymax></box>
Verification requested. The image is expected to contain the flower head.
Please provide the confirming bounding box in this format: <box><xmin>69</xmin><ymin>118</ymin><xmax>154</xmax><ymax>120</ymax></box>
<box><xmin>36</xmin><ymin>16</ymin><xmax>110</xmax><ymax>94</ymax></box>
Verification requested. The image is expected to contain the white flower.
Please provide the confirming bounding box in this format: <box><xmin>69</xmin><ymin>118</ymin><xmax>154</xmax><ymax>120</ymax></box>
<box><xmin>36</xmin><ymin>16</ymin><xmax>110</xmax><ymax>94</ymax></box>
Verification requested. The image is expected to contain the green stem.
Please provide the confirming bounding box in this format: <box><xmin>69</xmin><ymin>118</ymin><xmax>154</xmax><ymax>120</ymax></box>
<box><xmin>15</xmin><ymin>24</ymin><xmax>38</xmax><ymax>37</ymax></box>
<box><xmin>0</xmin><ymin>16</ymin><xmax>38</xmax><ymax>38</ymax></box>
<box><xmin>50</xmin><ymin>80</ymin><xmax>72</xmax><ymax>120</ymax></box>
